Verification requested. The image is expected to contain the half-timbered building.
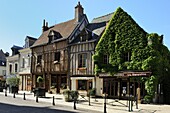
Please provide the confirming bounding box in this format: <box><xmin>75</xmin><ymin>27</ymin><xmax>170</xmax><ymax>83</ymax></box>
<box><xmin>31</xmin><ymin>2</ymin><xmax>88</xmax><ymax>93</ymax></box>
<box><xmin>69</xmin><ymin>13</ymin><xmax>113</xmax><ymax>95</ymax></box>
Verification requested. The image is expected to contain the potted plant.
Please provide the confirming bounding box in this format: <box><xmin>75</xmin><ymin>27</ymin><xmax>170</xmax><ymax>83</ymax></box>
<box><xmin>60</xmin><ymin>83</ymin><xmax>67</xmax><ymax>94</ymax></box>
<box><xmin>63</xmin><ymin>90</ymin><xmax>79</xmax><ymax>102</ymax></box>
<box><xmin>34</xmin><ymin>76</ymin><xmax>46</xmax><ymax>97</ymax></box>
<box><xmin>49</xmin><ymin>85</ymin><xmax>56</xmax><ymax>94</ymax></box>
<box><xmin>6</xmin><ymin>77</ymin><xmax>20</xmax><ymax>93</ymax></box>
<box><xmin>89</xmin><ymin>88</ymin><xmax>96</xmax><ymax>97</ymax></box>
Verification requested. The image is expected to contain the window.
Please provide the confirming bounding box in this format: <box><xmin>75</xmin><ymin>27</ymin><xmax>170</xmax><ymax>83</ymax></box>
<box><xmin>123</xmin><ymin>52</ymin><xmax>131</xmax><ymax>62</ymax></box>
<box><xmin>61</xmin><ymin>76</ymin><xmax>67</xmax><ymax>89</ymax></box>
<box><xmin>2</xmin><ymin>70</ymin><xmax>6</xmax><ymax>76</ymax></box>
<box><xmin>37</xmin><ymin>55</ymin><xmax>42</xmax><ymax>64</ymax></box>
<box><xmin>78</xmin><ymin>54</ymin><xmax>87</xmax><ymax>68</ymax></box>
<box><xmin>48</xmin><ymin>31</ymin><xmax>62</xmax><ymax>43</ymax></box>
<box><xmin>103</xmin><ymin>55</ymin><xmax>109</xmax><ymax>64</ymax></box>
<box><xmin>54</xmin><ymin>52</ymin><xmax>60</xmax><ymax>62</ymax></box>
<box><xmin>80</xmin><ymin>34</ymin><xmax>88</xmax><ymax>42</ymax></box>
<box><xmin>22</xmin><ymin>58</ymin><xmax>25</xmax><ymax>68</ymax></box>
<box><xmin>15</xmin><ymin>63</ymin><xmax>18</xmax><ymax>72</ymax></box>
<box><xmin>88</xmin><ymin>81</ymin><xmax>92</xmax><ymax>90</ymax></box>
<box><xmin>9</xmin><ymin>64</ymin><xmax>12</xmax><ymax>73</ymax></box>
<box><xmin>78</xmin><ymin>80</ymin><xmax>87</xmax><ymax>90</ymax></box>
<box><xmin>28</xmin><ymin>56</ymin><xmax>30</xmax><ymax>66</ymax></box>
<box><xmin>51</xmin><ymin>75</ymin><xmax>57</xmax><ymax>87</ymax></box>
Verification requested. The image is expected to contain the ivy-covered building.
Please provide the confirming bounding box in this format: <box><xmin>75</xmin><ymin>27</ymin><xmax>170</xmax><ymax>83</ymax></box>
<box><xmin>93</xmin><ymin>7</ymin><xmax>170</xmax><ymax>104</ymax></box>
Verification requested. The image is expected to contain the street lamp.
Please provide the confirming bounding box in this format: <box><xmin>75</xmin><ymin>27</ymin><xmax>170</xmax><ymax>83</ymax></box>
<box><xmin>104</xmin><ymin>80</ymin><xmax>107</xmax><ymax>113</ymax></box>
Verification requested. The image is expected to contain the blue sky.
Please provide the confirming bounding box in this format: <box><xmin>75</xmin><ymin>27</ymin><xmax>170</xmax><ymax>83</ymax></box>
<box><xmin>0</xmin><ymin>0</ymin><xmax>170</xmax><ymax>54</ymax></box>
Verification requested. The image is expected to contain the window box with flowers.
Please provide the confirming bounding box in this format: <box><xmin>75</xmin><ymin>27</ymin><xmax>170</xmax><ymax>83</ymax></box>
<box><xmin>77</xmin><ymin>67</ymin><xmax>87</xmax><ymax>70</ymax></box>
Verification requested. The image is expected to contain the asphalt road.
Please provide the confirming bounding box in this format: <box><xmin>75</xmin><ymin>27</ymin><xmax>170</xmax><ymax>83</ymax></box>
<box><xmin>0</xmin><ymin>95</ymin><xmax>101</xmax><ymax>113</ymax></box>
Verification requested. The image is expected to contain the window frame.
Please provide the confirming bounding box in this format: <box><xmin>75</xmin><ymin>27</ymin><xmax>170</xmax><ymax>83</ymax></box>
<box><xmin>37</xmin><ymin>55</ymin><xmax>42</xmax><ymax>64</ymax></box>
<box><xmin>77</xmin><ymin>80</ymin><xmax>87</xmax><ymax>90</ymax></box>
<box><xmin>15</xmin><ymin>63</ymin><xmax>18</xmax><ymax>72</ymax></box>
<box><xmin>78</xmin><ymin>53</ymin><xmax>87</xmax><ymax>68</ymax></box>
<box><xmin>123</xmin><ymin>52</ymin><xmax>131</xmax><ymax>62</ymax></box>
<box><xmin>22</xmin><ymin>58</ymin><xmax>25</xmax><ymax>68</ymax></box>
<box><xmin>9</xmin><ymin>64</ymin><xmax>12</xmax><ymax>74</ymax></box>
<box><xmin>54</xmin><ymin>52</ymin><xmax>60</xmax><ymax>62</ymax></box>
<box><xmin>103</xmin><ymin>54</ymin><xmax>109</xmax><ymax>64</ymax></box>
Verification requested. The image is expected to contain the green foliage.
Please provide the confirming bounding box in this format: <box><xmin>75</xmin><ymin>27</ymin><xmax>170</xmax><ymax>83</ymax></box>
<box><xmin>37</xmin><ymin>76</ymin><xmax>43</xmax><ymax>83</ymax></box>
<box><xmin>143</xmin><ymin>95</ymin><xmax>152</xmax><ymax>104</ymax></box>
<box><xmin>63</xmin><ymin>90</ymin><xmax>79</xmax><ymax>102</ymax></box>
<box><xmin>6</xmin><ymin>77</ymin><xmax>20</xmax><ymax>87</ymax></box>
<box><xmin>37</xmin><ymin>76</ymin><xmax>44</xmax><ymax>87</ymax></box>
<box><xmin>145</xmin><ymin>76</ymin><xmax>157</xmax><ymax>97</ymax></box>
<box><xmin>89</xmin><ymin>88</ymin><xmax>96</xmax><ymax>96</ymax></box>
<box><xmin>93</xmin><ymin>7</ymin><xmax>170</xmax><ymax>100</ymax></box>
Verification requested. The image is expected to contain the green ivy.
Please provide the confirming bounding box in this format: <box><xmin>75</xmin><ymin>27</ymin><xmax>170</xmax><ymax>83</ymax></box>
<box><xmin>93</xmin><ymin>7</ymin><xmax>170</xmax><ymax>102</ymax></box>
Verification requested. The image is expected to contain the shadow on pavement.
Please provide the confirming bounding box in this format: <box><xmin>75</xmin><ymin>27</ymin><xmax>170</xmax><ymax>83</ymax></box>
<box><xmin>0</xmin><ymin>102</ymin><xmax>76</xmax><ymax>113</ymax></box>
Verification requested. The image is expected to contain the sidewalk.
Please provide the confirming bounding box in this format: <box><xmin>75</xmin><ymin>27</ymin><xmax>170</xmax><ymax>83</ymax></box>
<box><xmin>0</xmin><ymin>90</ymin><xmax>169</xmax><ymax>113</ymax></box>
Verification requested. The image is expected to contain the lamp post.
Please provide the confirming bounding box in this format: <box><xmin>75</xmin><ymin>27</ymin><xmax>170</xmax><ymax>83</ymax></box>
<box><xmin>104</xmin><ymin>80</ymin><xmax>107</xmax><ymax>113</ymax></box>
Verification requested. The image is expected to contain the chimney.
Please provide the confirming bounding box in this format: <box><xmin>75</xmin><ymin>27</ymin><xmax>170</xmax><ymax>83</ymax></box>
<box><xmin>42</xmin><ymin>19</ymin><xmax>49</xmax><ymax>32</ymax></box>
<box><xmin>75</xmin><ymin>1</ymin><xmax>84</xmax><ymax>22</ymax></box>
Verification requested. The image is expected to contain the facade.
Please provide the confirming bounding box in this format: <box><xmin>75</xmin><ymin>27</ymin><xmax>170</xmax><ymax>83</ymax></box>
<box><xmin>6</xmin><ymin>45</ymin><xmax>23</xmax><ymax>78</ymax></box>
<box><xmin>0</xmin><ymin>49</ymin><xmax>8</xmax><ymax>80</ymax></box>
<box><xmin>93</xmin><ymin>7</ymin><xmax>170</xmax><ymax>104</ymax></box>
<box><xmin>70</xmin><ymin>13</ymin><xmax>113</xmax><ymax>95</ymax></box>
<box><xmin>28</xmin><ymin>2</ymin><xmax>170</xmax><ymax>104</ymax></box>
<box><xmin>18</xmin><ymin>36</ymin><xmax>37</xmax><ymax>91</ymax></box>
<box><xmin>31</xmin><ymin>2</ymin><xmax>85</xmax><ymax>93</ymax></box>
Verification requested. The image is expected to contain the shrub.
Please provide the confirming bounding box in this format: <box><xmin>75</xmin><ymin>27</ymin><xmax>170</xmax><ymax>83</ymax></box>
<box><xmin>6</xmin><ymin>77</ymin><xmax>20</xmax><ymax>87</ymax></box>
<box><xmin>37</xmin><ymin>76</ymin><xmax>44</xmax><ymax>87</ymax></box>
<box><xmin>143</xmin><ymin>95</ymin><xmax>152</xmax><ymax>104</ymax></box>
<box><xmin>89</xmin><ymin>88</ymin><xmax>96</xmax><ymax>96</ymax></box>
<box><xmin>63</xmin><ymin>90</ymin><xmax>79</xmax><ymax>102</ymax></box>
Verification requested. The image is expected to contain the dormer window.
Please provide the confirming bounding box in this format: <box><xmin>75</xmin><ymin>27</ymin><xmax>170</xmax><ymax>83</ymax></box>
<box><xmin>48</xmin><ymin>30</ymin><xmax>62</xmax><ymax>43</ymax></box>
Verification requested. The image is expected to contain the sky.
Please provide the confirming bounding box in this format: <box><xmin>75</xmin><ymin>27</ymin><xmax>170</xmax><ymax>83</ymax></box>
<box><xmin>0</xmin><ymin>0</ymin><xmax>170</xmax><ymax>55</ymax></box>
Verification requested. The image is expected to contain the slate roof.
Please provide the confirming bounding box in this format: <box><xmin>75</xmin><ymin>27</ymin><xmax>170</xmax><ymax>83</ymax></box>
<box><xmin>88</xmin><ymin>13</ymin><xmax>114</xmax><ymax>37</ymax></box>
<box><xmin>92</xmin><ymin>12</ymin><xmax>113</xmax><ymax>23</ymax></box>
<box><xmin>11</xmin><ymin>45</ymin><xmax>23</xmax><ymax>50</ymax></box>
<box><xmin>26</xmin><ymin>36</ymin><xmax>37</xmax><ymax>41</ymax></box>
<box><xmin>32</xmin><ymin>19</ymin><xmax>77</xmax><ymax>47</ymax></box>
<box><xmin>0</xmin><ymin>49</ymin><xmax>6</xmax><ymax>66</ymax></box>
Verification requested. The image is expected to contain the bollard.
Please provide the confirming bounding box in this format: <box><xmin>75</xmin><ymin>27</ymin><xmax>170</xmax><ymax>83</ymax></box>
<box><xmin>74</xmin><ymin>97</ymin><xmax>76</xmax><ymax>110</ymax></box>
<box><xmin>23</xmin><ymin>93</ymin><xmax>26</xmax><ymax>100</ymax></box>
<box><xmin>136</xmin><ymin>94</ymin><xmax>138</xmax><ymax>109</ymax></box>
<box><xmin>89</xmin><ymin>92</ymin><xmax>91</xmax><ymax>106</ymax></box>
<box><xmin>104</xmin><ymin>93</ymin><xmax>107</xmax><ymax>113</ymax></box>
<box><xmin>13</xmin><ymin>92</ymin><xmax>15</xmax><ymax>98</ymax></box>
<box><xmin>36</xmin><ymin>96</ymin><xmax>38</xmax><ymax>103</ymax></box>
<box><xmin>52</xmin><ymin>96</ymin><xmax>55</xmax><ymax>106</ymax></box>
<box><xmin>5</xmin><ymin>90</ymin><xmax>7</xmax><ymax>96</ymax></box>
<box><xmin>131</xmin><ymin>96</ymin><xmax>133</xmax><ymax>111</ymax></box>
<box><xmin>128</xmin><ymin>96</ymin><xmax>130</xmax><ymax>112</ymax></box>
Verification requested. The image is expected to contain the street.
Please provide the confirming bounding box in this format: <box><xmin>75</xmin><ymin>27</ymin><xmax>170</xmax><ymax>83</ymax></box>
<box><xmin>1</xmin><ymin>92</ymin><xmax>170</xmax><ymax>113</ymax></box>
<box><xmin>0</xmin><ymin>94</ymin><xmax>100</xmax><ymax>113</ymax></box>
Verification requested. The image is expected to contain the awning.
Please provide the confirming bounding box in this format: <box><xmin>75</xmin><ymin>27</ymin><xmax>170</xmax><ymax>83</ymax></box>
<box><xmin>71</xmin><ymin>77</ymin><xmax>94</xmax><ymax>80</ymax></box>
<box><xmin>99</xmin><ymin>71</ymin><xmax>151</xmax><ymax>78</ymax></box>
